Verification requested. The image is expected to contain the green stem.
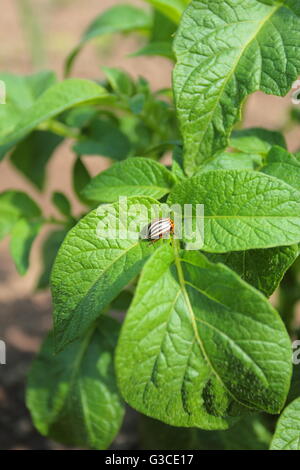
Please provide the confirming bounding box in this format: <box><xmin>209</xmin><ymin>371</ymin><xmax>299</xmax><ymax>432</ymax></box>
<box><xmin>17</xmin><ymin>0</ymin><xmax>46</xmax><ymax>69</ymax></box>
<box><xmin>173</xmin><ymin>238</ymin><xmax>201</xmax><ymax>344</ymax></box>
<box><xmin>43</xmin><ymin>216</ymin><xmax>68</xmax><ymax>226</ymax></box>
<box><xmin>38</xmin><ymin>120</ymin><xmax>80</xmax><ymax>139</ymax></box>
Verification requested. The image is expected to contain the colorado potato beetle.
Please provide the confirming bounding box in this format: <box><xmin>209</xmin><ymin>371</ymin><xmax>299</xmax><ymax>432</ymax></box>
<box><xmin>144</xmin><ymin>217</ymin><xmax>175</xmax><ymax>242</ymax></box>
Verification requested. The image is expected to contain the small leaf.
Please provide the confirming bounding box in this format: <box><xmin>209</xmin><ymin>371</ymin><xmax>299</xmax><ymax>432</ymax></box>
<box><xmin>72</xmin><ymin>157</ymin><xmax>92</xmax><ymax>206</ymax></box>
<box><xmin>168</xmin><ymin>170</ymin><xmax>300</xmax><ymax>252</ymax></box>
<box><xmin>73</xmin><ymin>117</ymin><xmax>131</xmax><ymax>160</ymax></box>
<box><xmin>141</xmin><ymin>414</ymin><xmax>271</xmax><ymax>450</ymax></box>
<box><xmin>64</xmin><ymin>106</ymin><xmax>98</xmax><ymax>129</ymax></box>
<box><xmin>132</xmin><ymin>42</ymin><xmax>175</xmax><ymax>60</ymax></box>
<box><xmin>262</xmin><ymin>146</ymin><xmax>300</xmax><ymax>192</ymax></box>
<box><xmin>151</xmin><ymin>9</ymin><xmax>177</xmax><ymax>42</ymax></box>
<box><xmin>102</xmin><ymin>66</ymin><xmax>135</xmax><ymax>97</ymax></box>
<box><xmin>144</xmin><ymin>0</ymin><xmax>189</xmax><ymax>23</ymax></box>
<box><xmin>173</xmin><ymin>0</ymin><xmax>300</xmax><ymax>174</ymax></box>
<box><xmin>37</xmin><ymin>229</ymin><xmax>68</xmax><ymax>290</ymax></box>
<box><xmin>0</xmin><ymin>79</ymin><xmax>110</xmax><ymax>148</ymax></box>
<box><xmin>82</xmin><ymin>157</ymin><xmax>176</xmax><ymax>203</ymax></box>
<box><xmin>207</xmin><ymin>245</ymin><xmax>299</xmax><ymax>297</ymax></box>
<box><xmin>52</xmin><ymin>192</ymin><xmax>72</xmax><ymax>218</ymax></box>
<box><xmin>171</xmin><ymin>145</ymin><xmax>186</xmax><ymax>180</ymax></box>
<box><xmin>230</xmin><ymin>128</ymin><xmax>287</xmax><ymax>155</ymax></box>
<box><xmin>51</xmin><ymin>196</ymin><xmax>159</xmax><ymax>351</ymax></box>
<box><xmin>0</xmin><ymin>70</ymin><xmax>57</xmax><ymax>159</ymax></box>
<box><xmin>128</xmin><ymin>94</ymin><xmax>146</xmax><ymax>115</ymax></box>
<box><xmin>65</xmin><ymin>5</ymin><xmax>152</xmax><ymax>76</ymax></box>
<box><xmin>26</xmin><ymin>316</ymin><xmax>124</xmax><ymax>450</ymax></box>
<box><xmin>0</xmin><ymin>191</ymin><xmax>41</xmax><ymax>241</ymax></box>
<box><xmin>286</xmin><ymin>364</ymin><xmax>300</xmax><ymax>406</ymax></box>
<box><xmin>270</xmin><ymin>398</ymin><xmax>300</xmax><ymax>450</ymax></box>
<box><xmin>10</xmin><ymin>219</ymin><xmax>42</xmax><ymax>275</ymax></box>
<box><xmin>116</xmin><ymin>245</ymin><xmax>291</xmax><ymax>429</ymax></box>
<box><xmin>196</xmin><ymin>151</ymin><xmax>262</xmax><ymax>173</ymax></box>
<box><xmin>10</xmin><ymin>131</ymin><xmax>63</xmax><ymax>190</ymax></box>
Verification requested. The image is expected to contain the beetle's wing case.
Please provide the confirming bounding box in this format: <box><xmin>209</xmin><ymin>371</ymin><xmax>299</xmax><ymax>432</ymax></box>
<box><xmin>148</xmin><ymin>218</ymin><xmax>172</xmax><ymax>239</ymax></box>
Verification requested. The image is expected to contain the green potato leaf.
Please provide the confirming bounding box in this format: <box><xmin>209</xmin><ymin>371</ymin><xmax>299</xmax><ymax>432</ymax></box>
<box><xmin>10</xmin><ymin>131</ymin><xmax>63</xmax><ymax>190</ymax></box>
<box><xmin>82</xmin><ymin>157</ymin><xmax>176</xmax><ymax>203</ymax></box>
<box><xmin>196</xmin><ymin>151</ymin><xmax>262</xmax><ymax>173</ymax></box>
<box><xmin>132</xmin><ymin>42</ymin><xmax>175</xmax><ymax>60</ymax></box>
<box><xmin>37</xmin><ymin>229</ymin><xmax>68</xmax><ymax>290</ymax></box>
<box><xmin>173</xmin><ymin>0</ymin><xmax>300</xmax><ymax>174</ymax></box>
<box><xmin>144</xmin><ymin>0</ymin><xmax>190</xmax><ymax>23</ymax></box>
<box><xmin>52</xmin><ymin>192</ymin><xmax>72</xmax><ymax>218</ymax></box>
<box><xmin>0</xmin><ymin>79</ymin><xmax>110</xmax><ymax>148</ymax></box>
<box><xmin>230</xmin><ymin>128</ymin><xmax>287</xmax><ymax>155</ymax></box>
<box><xmin>10</xmin><ymin>219</ymin><xmax>42</xmax><ymax>275</ymax></box>
<box><xmin>51</xmin><ymin>196</ymin><xmax>160</xmax><ymax>352</ymax></box>
<box><xmin>262</xmin><ymin>146</ymin><xmax>300</xmax><ymax>192</ymax></box>
<box><xmin>0</xmin><ymin>70</ymin><xmax>57</xmax><ymax>159</ymax></box>
<box><xmin>151</xmin><ymin>9</ymin><xmax>177</xmax><ymax>42</ymax></box>
<box><xmin>207</xmin><ymin>245</ymin><xmax>299</xmax><ymax>297</ymax></box>
<box><xmin>65</xmin><ymin>5</ymin><xmax>152</xmax><ymax>77</ymax></box>
<box><xmin>168</xmin><ymin>170</ymin><xmax>300</xmax><ymax>252</ymax></box>
<box><xmin>26</xmin><ymin>316</ymin><xmax>124</xmax><ymax>450</ymax></box>
<box><xmin>0</xmin><ymin>191</ymin><xmax>41</xmax><ymax>241</ymax></box>
<box><xmin>141</xmin><ymin>414</ymin><xmax>271</xmax><ymax>450</ymax></box>
<box><xmin>270</xmin><ymin>397</ymin><xmax>300</xmax><ymax>450</ymax></box>
<box><xmin>116</xmin><ymin>244</ymin><xmax>291</xmax><ymax>429</ymax></box>
<box><xmin>102</xmin><ymin>67</ymin><xmax>135</xmax><ymax>97</ymax></box>
<box><xmin>72</xmin><ymin>157</ymin><xmax>92</xmax><ymax>206</ymax></box>
<box><xmin>73</xmin><ymin>117</ymin><xmax>131</xmax><ymax>161</ymax></box>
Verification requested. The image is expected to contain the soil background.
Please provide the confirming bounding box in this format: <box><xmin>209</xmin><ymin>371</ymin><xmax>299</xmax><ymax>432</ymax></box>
<box><xmin>0</xmin><ymin>0</ymin><xmax>299</xmax><ymax>450</ymax></box>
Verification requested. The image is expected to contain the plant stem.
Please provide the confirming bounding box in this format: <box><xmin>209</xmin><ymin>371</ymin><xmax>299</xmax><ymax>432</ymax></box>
<box><xmin>43</xmin><ymin>216</ymin><xmax>68</xmax><ymax>226</ymax></box>
<box><xmin>38</xmin><ymin>120</ymin><xmax>80</xmax><ymax>139</ymax></box>
<box><xmin>16</xmin><ymin>0</ymin><xmax>46</xmax><ymax>69</ymax></box>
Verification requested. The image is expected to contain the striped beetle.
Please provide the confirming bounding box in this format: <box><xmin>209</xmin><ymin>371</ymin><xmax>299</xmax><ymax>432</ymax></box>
<box><xmin>143</xmin><ymin>217</ymin><xmax>175</xmax><ymax>242</ymax></box>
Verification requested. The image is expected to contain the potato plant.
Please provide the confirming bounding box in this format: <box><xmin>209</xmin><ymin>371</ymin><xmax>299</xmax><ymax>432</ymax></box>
<box><xmin>1</xmin><ymin>0</ymin><xmax>300</xmax><ymax>450</ymax></box>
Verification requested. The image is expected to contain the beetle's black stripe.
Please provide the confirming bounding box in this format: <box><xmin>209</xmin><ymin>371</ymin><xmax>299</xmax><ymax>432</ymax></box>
<box><xmin>150</xmin><ymin>223</ymin><xmax>171</xmax><ymax>237</ymax></box>
<box><xmin>148</xmin><ymin>218</ymin><xmax>172</xmax><ymax>239</ymax></box>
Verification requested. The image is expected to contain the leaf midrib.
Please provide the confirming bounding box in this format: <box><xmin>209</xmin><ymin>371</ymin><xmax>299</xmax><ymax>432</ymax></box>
<box><xmin>89</xmin><ymin>184</ymin><xmax>171</xmax><ymax>193</ymax></box>
<box><xmin>177</xmin><ymin>2</ymin><xmax>282</xmax><ymax>165</ymax></box>
<box><xmin>173</xmin><ymin>240</ymin><xmax>271</xmax><ymax>412</ymax></box>
<box><xmin>1</xmin><ymin>83</ymin><xmax>108</xmax><ymax>146</ymax></box>
<box><xmin>49</xmin><ymin>324</ymin><xmax>96</xmax><ymax>435</ymax></box>
<box><xmin>56</xmin><ymin>240</ymin><xmax>144</xmax><ymax>348</ymax></box>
